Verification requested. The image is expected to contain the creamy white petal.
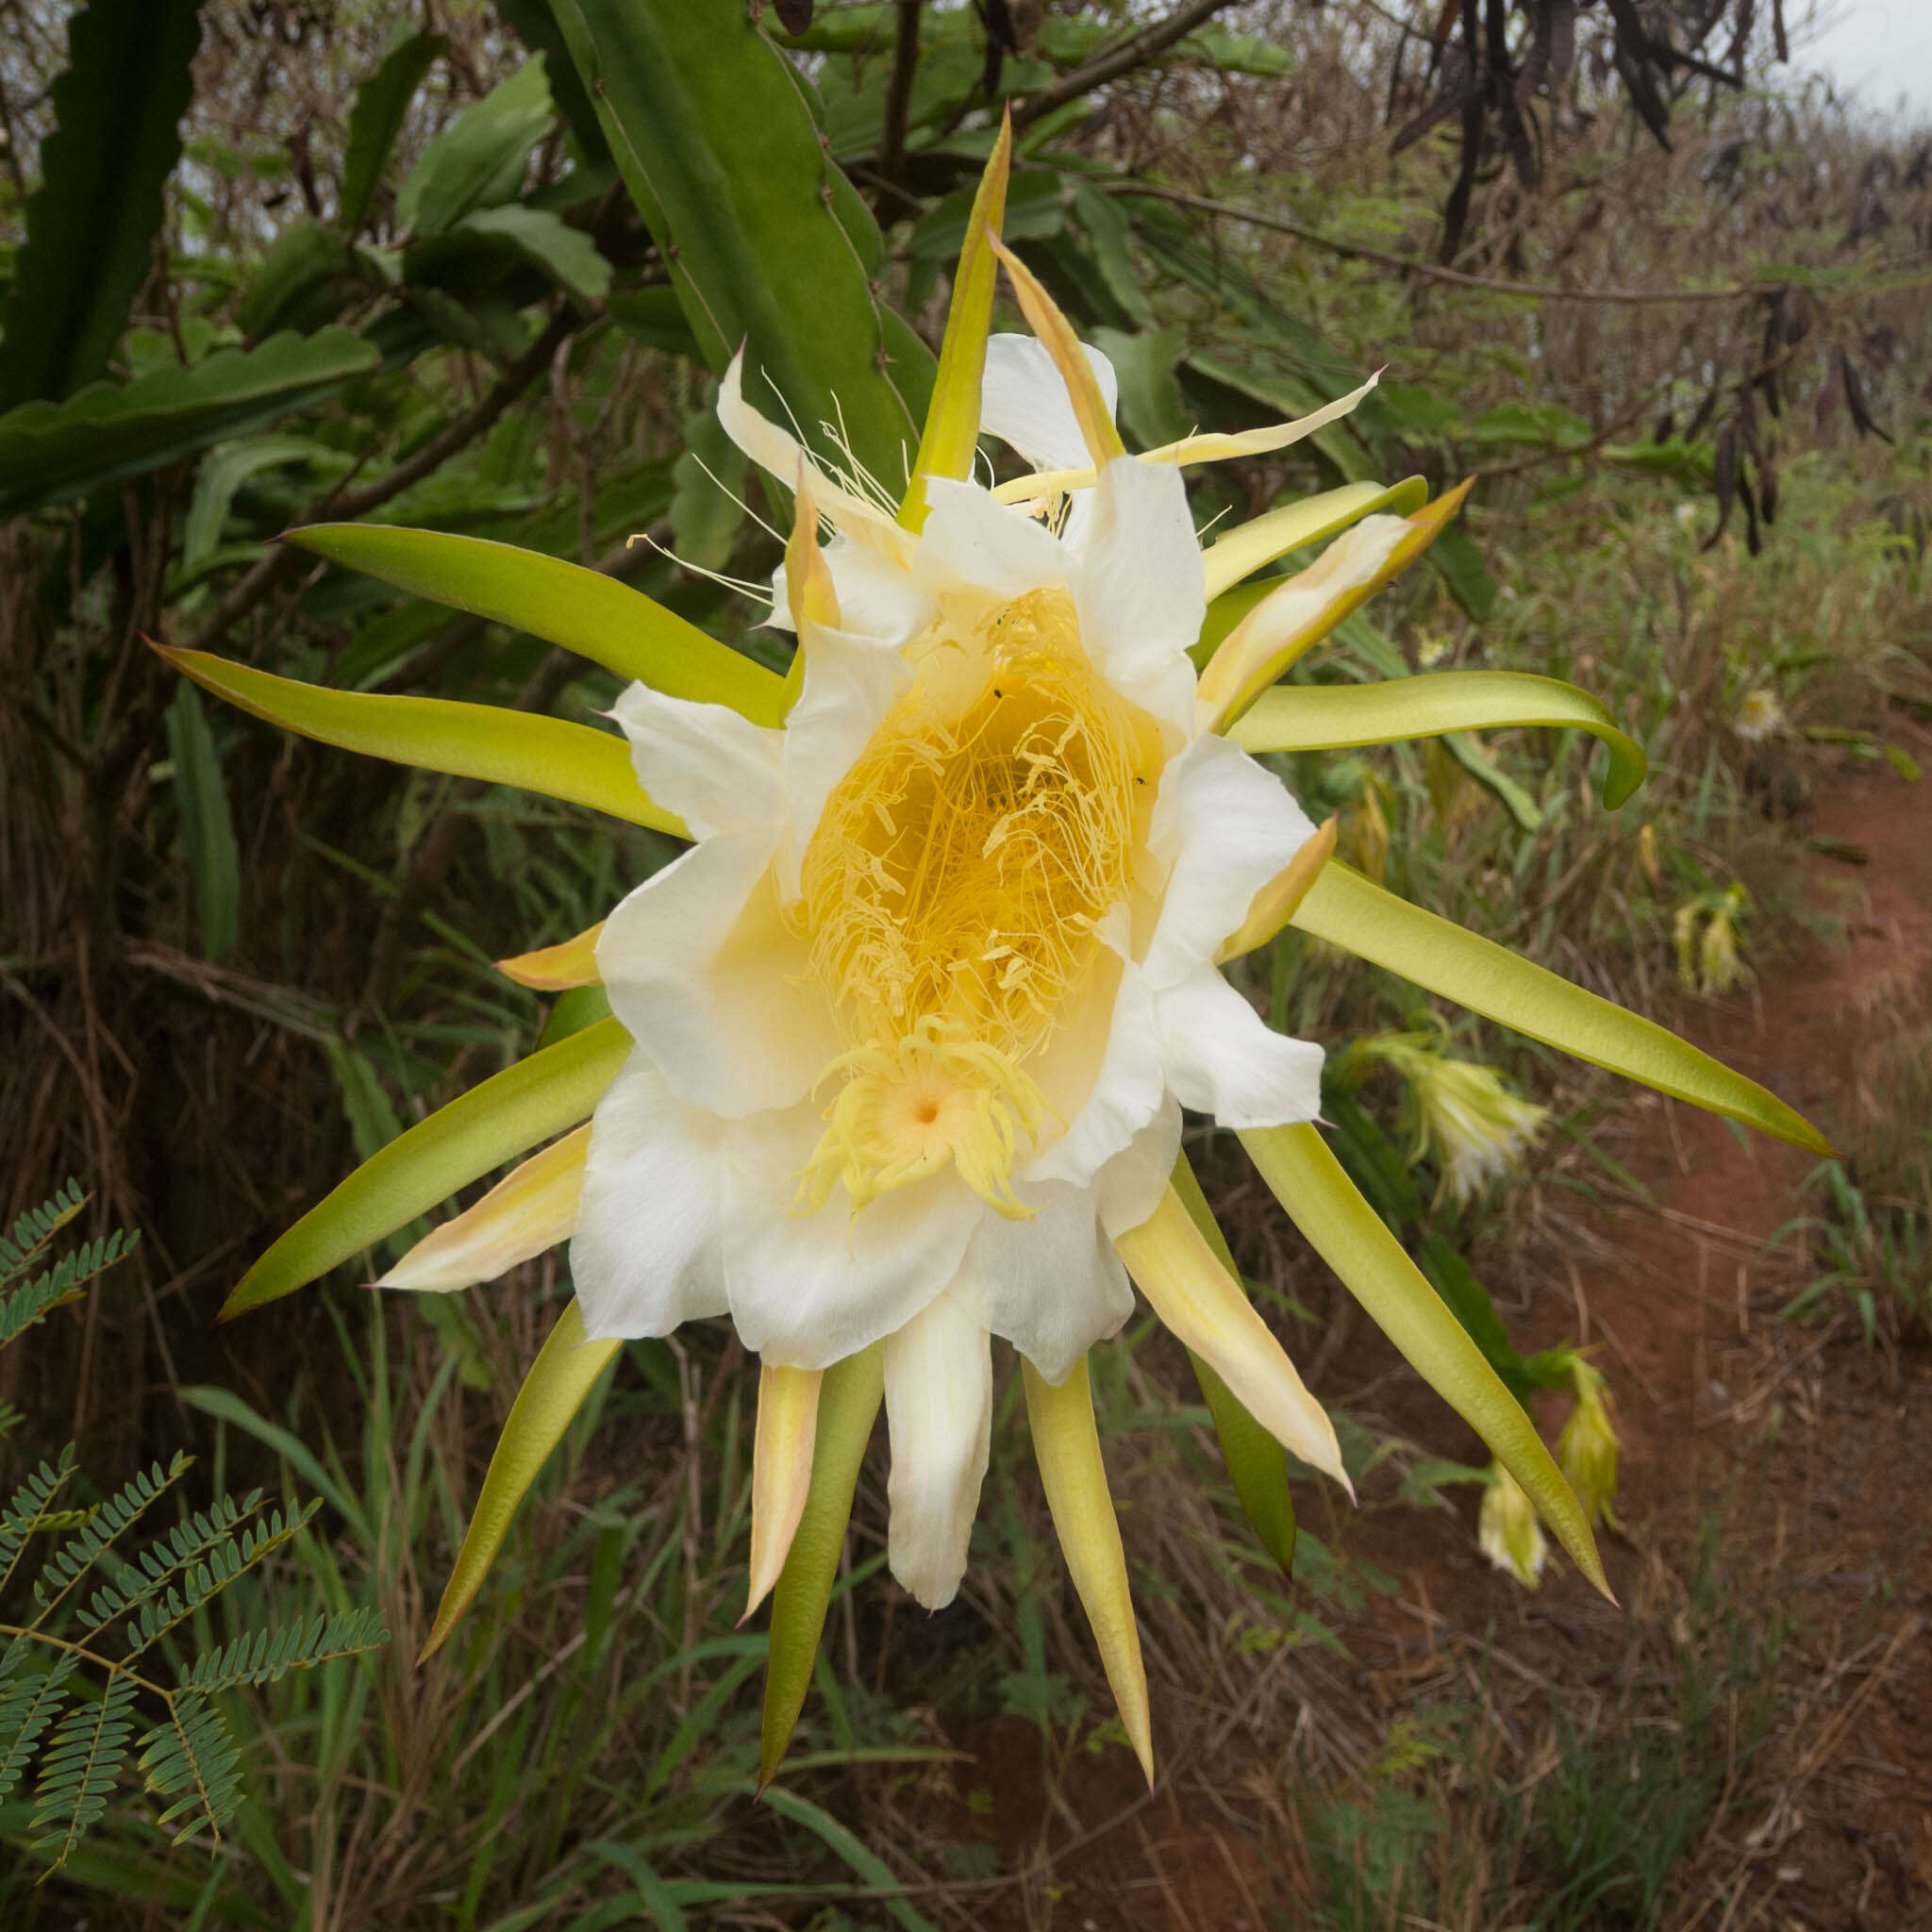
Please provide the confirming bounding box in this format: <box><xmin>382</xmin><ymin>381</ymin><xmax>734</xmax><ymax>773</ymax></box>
<box><xmin>914</xmin><ymin>476</ymin><xmax>1069</xmax><ymax>606</ymax></box>
<box><xmin>945</xmin><ymin>1180</ymin><xmax>1132</xmax><ymax>1386</ymax></box>
<box><xmin>883</xmin><ymin>1292</ymin><xmax>992</xmax><ymax>1608</ymax></box>
<box><xmin>1141</xmin><ymin>732</ymin><xmax>1318</xmax><ymax>991</ymax></box>
<box><xmin>1093</xmin><ymin>1098</ymin><xmax>1183</xmax><ymax>1241</ymax></box>
<box><xmin>572</xmin><ymin>1054</ymin><xmax>730</xmax><ymax>1338</ymax></box>
<box><xmin>979</xmin><ymin>333</ymin><xmax>1119</xmax><ymax>474</ymax></box>
<box><xmin>776</xmin><ymin>618</ymin><xmax>911</xmax><ymax>902</ymax></box>
<box><xmin>720</xmin><ymin>1109</ymin><xmax>984</xmax><ymax>1369</ymax></box>
<box><xmin>1070</xmin><ymin>456</ymin><xmax>1203</xmax><ymax>732</ymax></box>
<box><xmin>717</xmin><ymin>350</ymin><xmax>915</xmax><ymax>564</ymax></box>
<box><xmin>608</xmin><ymin>684</ymin><xmax>784</xmax><ymax>841</ymax></box>
<box><xmin>1154</xmin><ymin>965</ymin><xmax>1324</xmax><ymax>1129</ymax></box>
<box><xmin>1024</xmin><ymin>944</ymin><xmax>1164</xmax><ymax>1192</ymax></box>
<box><xmin>598</xmin><ymin>836</ymin><xmax>840</xmax><ymax>1118</ymax></box>
<box><xmin>769</xmin><ymin>532</ymin><xmax>937</xmax><ymax>648</ymax></box>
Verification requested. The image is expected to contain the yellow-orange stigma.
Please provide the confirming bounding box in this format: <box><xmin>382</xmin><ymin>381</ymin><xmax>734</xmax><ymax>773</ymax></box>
<box><xmin>793</xmin><ymin>588</ymin><xmax>1157</xmax><ymax>1216</ymax></box>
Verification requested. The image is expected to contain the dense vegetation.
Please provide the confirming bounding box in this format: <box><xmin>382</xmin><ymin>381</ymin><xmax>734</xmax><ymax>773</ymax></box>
<box><xmin>2</xmin><ymin>1</ymin><xmax>1926</xmax><ymax>1924</ymax></box>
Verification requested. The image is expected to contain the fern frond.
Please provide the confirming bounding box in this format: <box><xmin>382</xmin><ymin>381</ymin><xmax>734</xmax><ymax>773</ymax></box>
<box><xmin>0</xmin><ymin>1449</ymin><xmax>78</xmax><ymax>1600</ymax></box>
<box><xmin>30</xmin><ymin>1668</ymin><xmax>139</xmax><ymax>1867</ymax></box>
<box><xmin>0</xmin><ymin>1180</ymin><xmax>86</xmax><ymax>1282</ymax></box>
<box><xmin>179</xmin><ymin>1607</ymin><xmax>387</xmax><ymax>1694</ymax></box>
<box><xmin>0</xmin><ymin>1653</ymin><xmax>79</xmax><ymax>1803</ymax></box>
<box><xmin>76</xmin><ymin>1489</ymin><xmax>266</xmax><ymax>1638</ymax></box>
<box><xmin>0</xmin><ymin>1400</ymin><xmax>23</xmax><ymax>1437</ymax></box>
<box><xmin>0</xmin><ymin>1231</ymin><xmax>141</xmax><ymax>1347</ymax></box>
<box><xmin>123</xmin><ymin>1500</ymin><xmax>322</xmax><ymax>1659</ymax></box>
<box><xmin>31</xmin><ymin>1453</ymin><xmax>191</xmax><ymax>1628</ymax></box>
<box><xmin>138</xmin><ymin>1691</ymin><xmax>242</xmax><ymax>1845</ymax></box>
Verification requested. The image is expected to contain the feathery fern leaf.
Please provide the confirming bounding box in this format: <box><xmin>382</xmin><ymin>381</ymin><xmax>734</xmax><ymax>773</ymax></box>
<box><xmin>179</xmin><ymin>1606</ymin><xmax>388</xmax><ymax>1693</ymax></box>
<box><xmin>30</xmin><ymin>1667</ymin><xmax>140</xmax><ymax>1862</ymax></box>
<box><xmin>0</xmin><ymin>1653</ymin><xmax>79</xmax><ymax>1802</ymax></box>
<box><xmin>0</xmin><ymin>1450</ymin><xmax>78</xmax><ymax>1601</ymax></box>
<box><xmin>32</xmin><ymin>1453</ymin><xmax>191</xmax><ymax>1625</ymax></box>
<box><xmin>139</xmin><ymin>1691</ymin><xmax>243</xmax><ymax>1843</ymax></box>
<box><xmin>0</xmin><ymin>1178</ymin><xmax>86</xmax><ymax>1279</ymax></box>
<box><xmin>76</xmin><ymin>1488</ymin><xmax>266</xmax><ymax>1638</ymax></box>
<box><xmin>123</xmin><ymin>1500</ymin><xmax>321</xmax><ymax>1657</ymax></box>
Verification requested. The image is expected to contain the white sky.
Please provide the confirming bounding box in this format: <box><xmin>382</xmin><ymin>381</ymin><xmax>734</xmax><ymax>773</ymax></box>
<box><xmin>1797</xmin><ymin>0</ymin><xmax>1932</xmax><ymax>126</ymax></box>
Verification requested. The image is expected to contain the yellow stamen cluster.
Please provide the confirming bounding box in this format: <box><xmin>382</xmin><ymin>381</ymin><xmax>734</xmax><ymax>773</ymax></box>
<box><xmin>794</xmin><ymin>589</ymin><xmax>1155</xmax><ymax>1216</ymax></box>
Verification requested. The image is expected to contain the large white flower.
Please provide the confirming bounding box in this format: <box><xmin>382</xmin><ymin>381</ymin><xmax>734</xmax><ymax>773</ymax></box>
<box><xmin>570</xmin><ymin>330</ymin><xmax>1340</xmax><ymax>1613</ymax></box>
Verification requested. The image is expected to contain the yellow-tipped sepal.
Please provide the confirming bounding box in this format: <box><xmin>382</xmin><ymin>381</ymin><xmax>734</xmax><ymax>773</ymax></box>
<box><xmin>377</xmin><ymin>1125</ymin><xmax>590</xmax><ymax>1292</ymax></box>
<box><xmin>744</xmin><ymin>1364</ymin><xmax>824</xmax><ymax>1622</ymax></box>
<box><xmin>1021</xmin><ymin>1354</ymin><xmax>1153</xmax><ymax>1784</ymax></box>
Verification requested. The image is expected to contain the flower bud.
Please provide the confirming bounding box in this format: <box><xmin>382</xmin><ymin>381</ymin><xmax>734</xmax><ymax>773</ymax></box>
<box><xmin>1478</xmin><ymin>1462</ymin><xmax>1547</xmax><ymax>1590</ymax></box>
<box><xmin>1556</xmin><ymin>1358</ymin><xmax>1621</xmax><ymax>1531</ymax></box>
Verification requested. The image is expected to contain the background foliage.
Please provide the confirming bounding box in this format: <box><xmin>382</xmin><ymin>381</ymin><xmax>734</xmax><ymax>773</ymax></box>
<box><xmin>1</xmin><ymin>0</ymin><xmax>1927</xmax><ymax>1922</ymax></box>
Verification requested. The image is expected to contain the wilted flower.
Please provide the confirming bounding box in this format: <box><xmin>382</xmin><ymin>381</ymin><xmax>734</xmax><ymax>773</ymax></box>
<box><xmin>1357</xmin><ymin>1029</ymin><xmax>1550</xmax><ymax>1205</ymax></box>
<box><xmin>1674</xmin><ymin>882</ymin><xmax>1750</xmax><ymax>995</ymax></box>
<box><xmin>1735</xmin><ymin>688</ymin><xmax>1784</xmax><ymax>742</ymax></box>
<box><xmin>1479</xmin><ymin>1461</ymin><xmax>1548</xmax><ymax>1588</ymax></box>
<box><xmin>1555</xmin><ymin>1355</ymin><xmax>1621</xmax><ymax>1531</ymax></box>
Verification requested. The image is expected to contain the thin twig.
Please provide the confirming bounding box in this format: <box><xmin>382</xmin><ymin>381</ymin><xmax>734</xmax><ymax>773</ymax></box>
<box><xmin>875</xmin><ymin>0</ymin><xmax>924</xmax><ymax>184</ymax></box>
<box><xmin>1107</xmin><ymin>179</ymin><xmax>1809</xmax><ymax>304</ymax></box>
<box><xmin>181</xmin><ymin>308</ymin><xmax>579</xmax><ymax>659</ymax></box>
<box><xmin>1012</xmin><ymin>0</ymin><xmax>1238</xmax><ymax>130</ymax></box>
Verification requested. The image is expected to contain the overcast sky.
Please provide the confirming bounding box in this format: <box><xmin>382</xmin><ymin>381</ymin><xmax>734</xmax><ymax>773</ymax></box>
<box><xmin>1798</xmin><ymin>1</ymin><xmax>1932</xmax><ymax>127</ymax></box>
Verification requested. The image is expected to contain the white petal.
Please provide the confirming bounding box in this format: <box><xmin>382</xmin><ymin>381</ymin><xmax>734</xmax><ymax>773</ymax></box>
<box><xmin>571</xmin><ymin>1055</ymin><xmax>730</xmax><ymax>1338</ymax></box>
<box><xmin>608</xmin><ymin>685</ymin><xmax>784</xmax><ymax>841</ymax></box>
<box><xmin>979</xmin><ymin>333</ymin><xmax>1120</xmax><ymax>474</ymax></box>
<box><xmin>1025</xmin><ymin>942</ymin><xmax>1164</xmax><ymax>1191</ymax></box>
<box><xmin>776</xmin><ymin>619</ymin><xmax>910</xmax><ymax>902</ymax></box>
<box><xmin>1071</xmin><ymin>456</ymin><xmax>1202</xmax><ymax>731</ymax></box>
<box><xmin>1093</xmin><ymin>1098</ymin><xmax>1183</xmax><ymax>1241</ymax></box>
<box><xmin>1141</xmin><ymin>732</ymin><xmax>1318</xmax><ymax>990</ymax></box>
<box><xmin>1154</xmin><ymin>966</ymin><xmax>1324</xmax><ymax>1129</ymax></box>
<box><xmin>721</xmin><ymin>1110</ymin><xmax>983</xmax><ymax>1369</ymax></box>
<box><xmin>914</xmin><ymin>476</ymin><xmax>1069</xmax><ymax>606</ymax></box>
<box><xmin>883</xmin><ymin>1292</ymin><xmax>992</xmax><ymax>1608</ymax></box>
<box><xmin>717</xmin><ymin>349</ymin><xmax>914</xmax><ymax>565</ymax></box>
<box><xmin>597</xmin><ymin>835</ymin><xmax>840</xmax><ymax>1118</ymax></box>
<box><xmin>945</xmin><ymin>1180</ymin><xmax>1133</xmax><ymax>1386</ymax></box>
<box><xmin>768</xmin><ymin>533</ymin><xmax>936</xmax><ymax>648</ymax></box>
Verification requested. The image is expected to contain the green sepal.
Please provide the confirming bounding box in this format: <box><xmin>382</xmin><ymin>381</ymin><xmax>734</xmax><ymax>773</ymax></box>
<box><xmin>287</xmin><ymin>524</ymin><xmax>786</xmax><ymax>725</ymax></box>
<box><xmin>1230</xmin><ymin>670</ymin><xmax>1648</xmax><ymax>809</ymax></box>
<box><xmin>1170</xmin><ymin>1154</ymin><xmax>1296</xmax><ymax>1573</ymax></box>
<box><xmin>1292</xmin><ymin>864</ymin><xmax>1834</xmax><ymax>1156</ymax></box>
<box><xmin>218</xmin><ymin>1017</ymin><xmax>630</xmax><ymax>1321</ymax></box>
<box><xmin>1199</xmin><ymin>476</ymin><xmax>1427</xmax><ymax>607</ymax></box>
<box><xmin>758</xmin><ymin>1343</ymin><xmax>884</xmax><ymax>1788</ymax></box>
<box><xmin>420</xmin><ymin>1299</ymin><xmax>621</xmax><ymax>1659</ymax></box>
<box><xmin>899</xmin><ymin>116</ymin><xmax>1010</xmax><ymax>531</ymax></box>
<box><xmin>1240</xmin><ymin>1123</ymin><xmax>1608</xmax><ymax>1597</ymax></box>
<box><xmin>158</xmin><ymin>645</ymin><xmax>685</xmax><ymax>837</ymax></box>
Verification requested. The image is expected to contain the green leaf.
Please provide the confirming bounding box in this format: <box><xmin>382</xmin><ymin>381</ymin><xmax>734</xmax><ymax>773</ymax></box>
<box><xmin>162</xmin><ymin>682</ymin><xmax>242</xmax><ymax>963</ymax></box>
<box><xmin>451</xmin><ymin>204</ymin><xmax>611</xmax><ymax>304</ymax></box>
<box><xmin>1170</xmin><ymin>1154</ymin><xmax>1296</xmax><ymax>1573</ymax></box>
<box><xmin>0</xmin><ymin>0</ymin><xmax>203</xmax><ymax>411</ymax></box>
<box><xmin>670</xmin><ymin>404</ymin><xmax>748</xmax><ymax>571</ymax></box>
<box><xmin>1092</xmin><ymin>325</ymin><xmax>1190</xmax><ymax>450</ymax></box>
<box><xmin>216</xmin><ymin>1016</ymin><xmax>630</xmax><ymax>1319</ymax></box>
<box><xmin>159</xmin><ymin>644</ymin><xmax>684</xmax><ymax>835</ymax></box>
<box><xmin>759</xmin><ymin>1344</ymin><xmax>883</xmax><ymax>1785</ymax></box>
<box><xmin>1291</xmin><ymin>864</ymin><xmax>1833</xmax><ymax>1154</ymax></box>
<box><xmin>175</xmin><ymin>1387</ymin><xmax>371</xmax><ymax>1548</ymax></box>
<box><xmin>396</xmin><ymin>58</ymin><xmax>555</xmax><ymax>238</ymax></box>
<box><xmin>235</xmin><ymin>221</ymin><xmax>360</xmax><ymax>340</ymax></box>
<box><xmin>493</xmin><ymin>0</ymin><xmax>611</xmax><ymax>164</ymax></box>
<box><xmin>287</xmin><ymin>523</ymin><xmax>784</xmax><ymax>723</ymax></box>
<box><xmin>1440</xmin><ymin>730</ymin><xmax>1543</xmax><ymax>831</ymax></box>
<box><xmin>0</xmin><ymin>329</ymin><xmax>381</xmax><ymax>521</ymax></box>
<box><xmin>546</xmin><ymin>0</ymin><xmax>931</xmax><ymax>494</ymax></box>
<box><xmin>758</xmin><ymin>1790</ymin><xmax>941</xmax><ymax>1932</ymax></box>
<box><xmin>182</xmin><ymin>435</ymin><xmax>350</xmax><ymax>574</ymax></box>
<box><xmin>1425</xmin><ymin>514</ymin><xmax>1497</xmax><ymax>622</ymax></box>
<box><xmin>341</xmin><ymin>30</ymin><xmax>448</xmax><ymax>232</ymax></box>
<box><xmin>1071</xmin><ymin>184</ymin><xmax>1155</xmax><ymax>330</ymax></box>
<box><xmin>1239</xmin><ymin>1123</ymin><xmax>1607</xmax><ymax>1595</ymax></box>
<box><xmin>1413</xmin><ymin>1235</ymin><xmax>1534</xmax><ymax>1405</ymax></box>
<box><xmin>421</xmin><ymin>1300</ymin><xmax>620</xmax><ymax>1657</ymax></box>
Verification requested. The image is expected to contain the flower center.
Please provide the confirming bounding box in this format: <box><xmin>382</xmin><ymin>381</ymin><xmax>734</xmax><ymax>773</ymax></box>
<box><xmin>794</xmin><ymin>588</ymin><xmax>1157</xmax><ymax>1217</ymax></box>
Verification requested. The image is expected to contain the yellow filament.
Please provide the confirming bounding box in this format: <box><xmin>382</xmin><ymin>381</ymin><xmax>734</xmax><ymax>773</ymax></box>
<box><xmin>793</xmin><ymin>588</ymin><xmax>1155</xmax><ymax>1216</ymax></box>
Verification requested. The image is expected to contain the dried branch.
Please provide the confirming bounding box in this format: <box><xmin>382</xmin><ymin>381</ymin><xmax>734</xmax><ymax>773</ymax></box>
<box><xmin>1011</xmin><ymin>0</ymin><xmax>1238</xmax><ymax>131</ymax></box>
<box><xmin>875</xmin><ymin>0</ymin><xmax>923</xmax><ymax>184</ymax></box>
